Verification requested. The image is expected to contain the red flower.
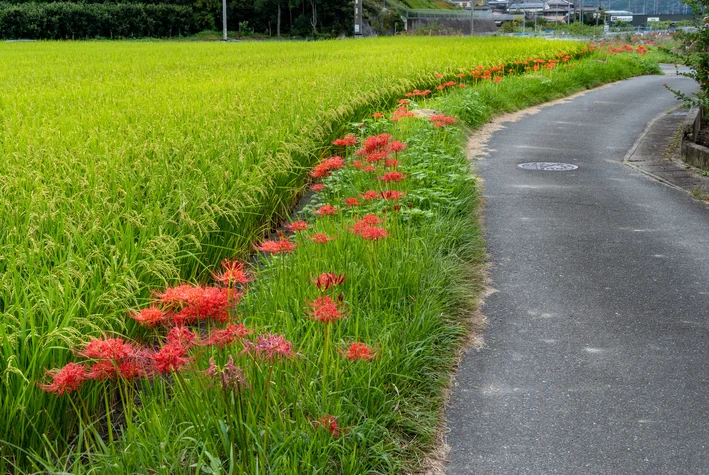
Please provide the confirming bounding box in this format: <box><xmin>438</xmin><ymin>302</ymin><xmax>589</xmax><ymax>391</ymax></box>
<box><xmin>332</xmin><ymin>134</ymin><xmax>357</xmax><ymax>147</ymax></box>
<box><xmin>459</xmin><ymin>83</ymin><xmax>467</xmax><ymax>88</ymax></box>
<box><xmin>38</xmin><ymin>362</ymin><xmax>88</xmax><ymax>395</ymax></box>
<box><xmin>360</xmin><ymin>190</ymin><xmax>379</xmax><ymax>201</ymax></box>
<box><xmin>213</xmin><ymin>259</ymin><xmax>249</xmax><ymax>286</ymax></box>
<box><xmin>388</xmin><ymin>141</ymin><xmax>407</xmax><ymax>153</ymax></box>
<box><xmin>378</xmin><ymin>171</ymin><xmax>406</xmax><ymax>183</ymax></box>
<box><xmin>130</xmin><ymin>306</ymin><xmax>165</xmax><ymax>327</ymax></box>
<box><xmin>256</xmin><ymin>238</ymin><xmax>297</xmax><ymax>254</ymax></box>
<box><xmin>203</xmin><ymin>323</ymin><xmax>252</xmax><ymax>348</ymax></box>
<box><xmin>380</xmin><ymin>190</ymin><xmax>406</xmax><ymax>200</ymax></box>
<box><xmin>311</xmin><ymin>184</ymin><xmax>326</xmax><ymax>192</ymax></box>
<box><xmin>245</xmin><ymin>333</ymin><xmax>294</xmax><ymax>361</ymax></box>
<box><xmin>169</xmin><ymin>286</ymin><xmax>232</xmax><ymax>324</ymax></box>
<box><xmin>152</xmin><ymin>342</ymin><xmax>189</xmax><ymax>374</ymax></box>
<box><xmin>167</xmin><ymin>326</ymin><xmax>197</xmax><ymax>348</ymax></box>
<box><xmin>311</xmin><ymin>273</ymin><xmax>346</xmax><ymax>291</ymax></box>
<box><xmin>358</xmin><ymin>214</ymin><xmax>383</xmax><ymax>226</ymax></box>
<box><xmin>316</xmin><ymin>415</ymin><xmax>341</xmax><ymax>437</ymax></box>
<box><xmin>78</xmin><ymin>338</ymin><xmax>135</xmax><ymax>361</ymax></box>
<box><xmin>372</xmin><ymin>112</ymin><xmax>384</xmax><ymax>119</ymax></box>
<box><xmin>493</xmin><ymin>76</ymin><xmax>502</xmax><ymax>84</ymax></box>
<box><xmin>345</xmin><ymin>342</ymin><xmax>375</xmax><ymax>361</ymax></box>
<box><xmin>306</xmin><ymin>296</ymin><xmax>347</xmax><ymax>323</ymax></box>
<box><xmin>362</xmin><ymin>165</ymin><xmax>377</xmax><ymax>173</ymax></box>
<box><xmin>285</xmin><ymin>220</ymin><xmax>309</xmax><ymax>232</ymax></box>
<box><xmin>311</xmin><ymin>156</ymin><xmax>345</xmax><ymax>178</ymax></box>
<box><xmin>350</xmin><ymin>225</ymin><xmax>388</xmax><ymax>241</ymax></box>
<box><xmin>365</xmin><ymin>151</ymin><xmax>389</xmax><ymax>163</ymax></box>
<box><xmin>385</xmin><ymin>159</ymin><xmax>400</xmax><ymax>168</ymax></box>
<box><xmin>118</xmin><ymin>361</ymin><xmax>145</xmax><ymax>380</ymax></box>
<box><xmin>88</xmin><ymin>360</ymin><xmax>118</xmax><ymax>381</ymax></box>
<box><xmin>351</xmin><ymin>160</ymin><xmax>364</xmax><ymax>169</ymax></box>
<box><xmin>315</xmin><ymin>204</ymin><xmax>338</xmax><ymax>217</ymax></box>
<box><xmin>434</xmin><ymin>73</ymin><xmax>443</xmax><ymax>78</ymax></box>
<box><xmin>344</xmin><ymin>197</ymin><xmax>360</xmax><ymax>207</ymax></box>
<box><xmin>398</xmin><ymin>99</ymin><xmax>410</xmax><ymax>105</ymax></box>
<box><xmin>311</xmin><ymin>233</ymin><xmax>335</xmax><ymax>244</ymax></box>
<box><xmin>205</xmin><ymin>356</ymin><xmax>248</xmax><ymax>391</ymax></box>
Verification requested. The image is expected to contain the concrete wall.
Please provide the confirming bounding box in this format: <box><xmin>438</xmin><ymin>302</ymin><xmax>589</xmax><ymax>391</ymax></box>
<box><xmin>406</xmin><ymin>17</ymin><xmax>497</xmax><ymax>34</ymax></box>
<box><xmin>681</xmin><ymin>107</ymin><xmax>709</xmax><ymax>172</ymax></box>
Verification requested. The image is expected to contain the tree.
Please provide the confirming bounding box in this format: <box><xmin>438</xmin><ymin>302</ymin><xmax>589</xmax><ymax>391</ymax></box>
<box><xmin>668</xmin><ymin>3</ymin><xmax>709</xmax><ymax>111</ymax></box>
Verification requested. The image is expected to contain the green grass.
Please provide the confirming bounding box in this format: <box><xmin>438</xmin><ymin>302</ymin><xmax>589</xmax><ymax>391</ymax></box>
<box><xmin>0</xmin><ymin>37</ymin><xmax>586</xmax><ymax>461</ymax></box>
<box><xmin>4</xmin><ymin>49</ymin><xmax>662</xmax><ymax>473</ymax></box>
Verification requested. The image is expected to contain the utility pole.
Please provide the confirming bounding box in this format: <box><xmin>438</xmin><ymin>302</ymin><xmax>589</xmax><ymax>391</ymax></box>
<box><xmin>354</xmin><ymin>0</ymin><xmax>363</xmax><ymax>36</ymax></box>
<box><xmin>222</xmin><ymin>0</ymin><xmax>228</xmax><ymax>41</ymax></box>
<box><xmin>470</xmin><ymin>0</ymin><xmax>475</xmax><ymax>35</ymax></box>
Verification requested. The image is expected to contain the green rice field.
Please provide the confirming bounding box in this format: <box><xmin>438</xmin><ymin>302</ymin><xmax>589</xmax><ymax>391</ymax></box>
<box><xmin>0</xmin><ymin>37</ymin><xmax>590</xmax><ymax>470</ymax></box>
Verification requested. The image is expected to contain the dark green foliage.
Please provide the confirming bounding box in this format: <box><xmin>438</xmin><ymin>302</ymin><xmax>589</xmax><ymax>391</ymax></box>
<box><xmin>0</xmin><ymin>2</ymin><xmax>194</xmax><ymax>38</ymax></box>
<box><xmin>666</xmin><ymin>3</ymin><xmax>709</xmax><ymax>110</ymax></box>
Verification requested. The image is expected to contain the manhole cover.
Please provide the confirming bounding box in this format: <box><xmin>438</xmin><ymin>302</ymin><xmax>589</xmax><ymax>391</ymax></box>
<box><xmin>518</xmin><ymin>162</ymin><xmax>578</xmax><ymax>171</ymax></box>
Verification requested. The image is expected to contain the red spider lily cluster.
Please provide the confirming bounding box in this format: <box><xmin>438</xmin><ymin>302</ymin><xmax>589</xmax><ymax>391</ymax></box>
<box><xmin>38</xmin><ymin>257</ymin><xmax>295</xmax><ymax>395</ymax></box>
<box><xmin>431</xmin><ymin>114</ymin><xmax>457</xmax><ymax>128</ymax></box>
<box><xmin>314</xmin><ymin>414</ymin><xmax>341</xmax><ymax>437</ymax></box>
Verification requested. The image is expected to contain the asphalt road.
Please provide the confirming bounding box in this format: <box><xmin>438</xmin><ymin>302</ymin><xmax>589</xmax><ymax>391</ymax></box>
<box><xmin>446</xmin><ymin>73</ymin><xmax>709</xmax><ymax>474</ymax></box>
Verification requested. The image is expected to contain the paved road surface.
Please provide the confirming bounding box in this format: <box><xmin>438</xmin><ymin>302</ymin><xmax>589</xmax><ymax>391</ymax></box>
<box><xmin>446</xmin><ymin>73</ymin><xmax>709</xmax><ymax>474</ymax></box>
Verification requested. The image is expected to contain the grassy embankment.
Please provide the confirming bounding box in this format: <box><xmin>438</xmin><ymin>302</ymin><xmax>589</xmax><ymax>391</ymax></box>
<box><xmin>7</xmin><ymin>49</ymin><xmax>660</xmax><ymax>473</ymax></box>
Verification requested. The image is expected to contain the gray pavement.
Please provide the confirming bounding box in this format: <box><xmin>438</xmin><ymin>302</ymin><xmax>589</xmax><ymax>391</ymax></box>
<box><xmin>446</xmin><ymin>73</ymin><xmax>709</xmax><ymax>474</ymax></box>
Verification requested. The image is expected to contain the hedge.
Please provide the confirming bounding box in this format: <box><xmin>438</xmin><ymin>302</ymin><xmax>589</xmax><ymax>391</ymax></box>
<box><xmin>0</xmin><ymin>2</ymin><xmax>195</xmax><ymax>39</ymax></box>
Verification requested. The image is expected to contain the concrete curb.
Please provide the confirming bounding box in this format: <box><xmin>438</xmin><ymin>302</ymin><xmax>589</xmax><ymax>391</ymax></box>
<box><xmin>623</xmin><ymin>106</ymin><xmax>709</xmax><ymax>201</ymax></box>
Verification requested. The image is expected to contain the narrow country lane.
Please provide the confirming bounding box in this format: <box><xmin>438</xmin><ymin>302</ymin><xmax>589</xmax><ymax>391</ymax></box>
<box><xmin>446</xmin><ymin>73</ymin><xmax>709</xmax><ymax>474</ymax></box>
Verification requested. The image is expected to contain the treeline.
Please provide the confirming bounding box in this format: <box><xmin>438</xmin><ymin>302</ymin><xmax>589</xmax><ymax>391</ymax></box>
<box><xmin>0</xmin><ymin>0</ymin><xmax>353</xmax><ymax>39</ymax></box>
<box><xmin>0</xmin><ymin>3</ymin><xmax>192</xmax><ymax>38</ymax></box>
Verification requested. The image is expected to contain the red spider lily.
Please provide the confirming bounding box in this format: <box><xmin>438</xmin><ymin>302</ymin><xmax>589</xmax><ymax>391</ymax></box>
<box><xmin>78</xmin><ymin>338</ymin><xmax>135</xmax><ymax>361</ymax></box>
<box><xmin>392</xmin><ymin>109</ymin><xmax>416</xmax><ymax>121</ymax></box>
<box><xmin>203</xmin><ymin>323</ymin><xmax>251</xmax><ymax>348</ymax></box>
<box><xmin>167</xmin><ymin>326</ymin><xmax>197</xmax><ymax>348</ymax></box>
<box><xmin>38</xmin><ymin>362</ymin><xmax>88</xmax><ymax>395</ymax></box>
<box><xmin>351</xmin><ymin>160</ymin><xmax>364</xmax><ymax>169</ymax></box>
<box><xmin>433</xmin><ymin>121</ymin><xmax>445</xmax><ymax>128</ymax></box>
<box><xmin>213</xmin><ymin>259</ymin><xmax>249</xmax><ymax>286</ymax></box>
<box><xmin>306</xmin><ymin>296</ymin><xmax>347</xmax><ymax>323</ymax></box>
<box><xmin>358</xmin><ymin>214</ymin><xmax>383</xmax><ymax>226</ymax></box>
<box><xmin>380</xmin><ymin>190</ymin><xmax>406</xmax><ymax>201</ymax></box>
<box><xmin>493</xmin><ymin>76</ymin><xmax>502</xmax><ymax>83</ymax></box>
<box><xmin>362</xmin><ymin>134</ymin><xmax>392</xmax><ymax>154</ymax></box>
<box><xmin>130</xmin><ymin>306</ymin><xmax>166</xmax><ymax>327</ymax></box>
<box><xmin>245</xmin><ymin>333</ymin><xmax>294</xmax><ymax>361</ymax></box>
<box><xmin>311</xmin><ymin>273</ymin><xmax>346</xmax><ymax>291</ymax></box>
<box><xmin>315</xmin><ymin>204</ymin><xmax>338</xmax><ymax>217</ymax></box>
<box><xmin>398</xmin><ymin>99</ymin><xmax>410</xmax><ymax>105</ymax></box>
<box><xmin>310</xmin><ymin>184</ymin><xmax>325</xmax><ymax>192</ymax></box>
<box><xmin>388</xmin><ymin>141</ymin><xmax>407</xmax><ymax>153</ymax></box>
<box><xmin>378</xmin><ymin>171</ymin><xmax>406</xmax><ymax>183</ymax></box>
<box><xmin>332</xmin><ymin>134</ymin><xmax>357</xmax><ymax>147</ymax></box>
<box><xmin>88</xmin><ymin>360</ymin><xmax>118</xmax><ymax>381</ymax></box>
<box><xmin>205</xmin><ymin>356</ymin><xmax>248</xmax><ymax>391</ymax></box>
<box><xmin>434</xmin><ymin>73</ymin><xmax>443</xmax><ymax>78</ymax></box>
<box><xmin>151</xmin><ymin>342</ymin><xmax>189</xmax><ymax>374</ymax></box>
<box><xmin>459</xmin><ymin>83</ymin><xmax>466</xmax><ymax>88</ymax></box>
<box><xmin>365</xmin><ymin>151</ymin><xmax>389</xmax><ymax>163</ymax></box>
<box><xmin>350</xmin><ymin>225</ymin><xmax>388</xmax><ymax>241</ymax></box>
<box><xmin>385</xmin><ymin>159</ymin><xmax>400</xmax><ymax>168</ymax></box>
<box><xmin>372</xmin><ymin>112</ymin><xmax>384</xmax><ymax>119</ymax></box>
<box><xmin>167</xmin><ymin>286</ymin><xmax>232</xmax><ymax>324</ymax></box>
<box><xmin>345</xmin><ymin>342</ymin><xmax>376</xmax><ymax>361</ymax></box>
<box><xmin>310</xmin><ymin>156</ymin><xmax>345</xmax><ymax>178</ymax></box>
<box><xmin>255</xmin><ymin>238</ymin><xmax>297</xmax><ymax>254</ymax></box>
<box><xmin>436</xmin><ymin>85</ymin><xmax>445</xmax><ymax>91</ymax></box>
<box><xmin>344</xmin><ymin>197</ymin><xmax>360</xmax><ymax>207</ymax></box>
<box><xmin>285</xmin><ymin>220</ymin><xmax>309</xmax><ymax>232</ymax></box>
<box><xmin>315</xmin><ymin>415</ymin><xmax>341</xmax><ymax>437</ymax></box>
<box><xmin>362</xmin><ymin>165</ymin><xmax>377</xmax><ymax>173</ymax></box>
<box><xmin>311</xmin><ymin>233</ymin><xmax>335</xmax><ymax>244</ymax></box>
<box><xmin>360</xmin><ymin>190</ymin><xmax>379</xmax><ymax>201</ymax></box>
<box><xmin>117</xmin><ymin>361</ymin><xmax>145</xmax><ymax>380</ymax></box>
